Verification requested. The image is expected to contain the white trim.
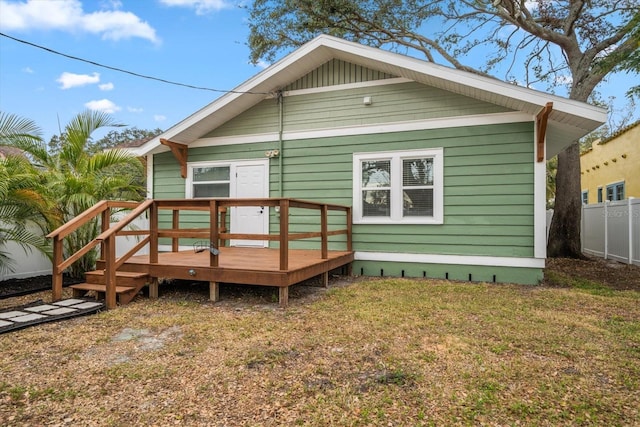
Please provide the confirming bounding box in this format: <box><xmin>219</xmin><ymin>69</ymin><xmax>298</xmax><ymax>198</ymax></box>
<box><xmin>185</xmin><ymin>158</ymin><xmax>270</xmax><ymax>199</ymax></box>
<box><xmin>533</xmin><ymin>114</ymin><xmax>547</xmax><ymax>259</ymax></box>
<box><xmin>192</xmin><ymin>133</ymin><xmax>279</xmax><ymax>148</ymax></box>
<box><xmin>281</xmin><ymin>77</ymin><xmax>413</xmax><ymax>97</ymax></box>
<box><xmin>193</xmin><ymin>112</ymin><xmax>533</xmax><ymax>148</ymax></box>
<box><xmin>185</xmin><ymin>161</ymin><xmax>232</xmax><ymax>199</ymax></box>
<box><xmin>353</xmin><ymin>148</ymin><xmax>444</xmax><ymax>224</ymax></box>
<box><xmin>355</xmin><ymin>251</ymin><xmax>545</xmax><ymax>268</ymax></box>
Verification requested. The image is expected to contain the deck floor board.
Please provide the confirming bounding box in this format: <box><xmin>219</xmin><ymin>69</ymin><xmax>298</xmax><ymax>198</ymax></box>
<box><xmin>119</xmin><ymin>247</ymin><xmax>354</xmax><ymax>288</ymax></box>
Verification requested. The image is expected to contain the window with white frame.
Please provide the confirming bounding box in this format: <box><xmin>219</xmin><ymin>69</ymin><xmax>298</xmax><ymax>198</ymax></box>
<box><xmin>187</xmin><ymin>164</ymin><xmax>230</xmax><ymax>198</ymax></box>
<box><xmin>581</xmin><ymin>190</ymin><xmax>588</xmax><ymax>205</ymax></box>
<box><xmin>353</xmin><ymin>148</ymin><xmax>443</xmax><ymax>224</ymax></box>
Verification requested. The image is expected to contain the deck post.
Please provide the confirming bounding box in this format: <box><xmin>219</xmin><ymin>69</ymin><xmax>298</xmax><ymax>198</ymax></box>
<box><xmin>100</xmin><ymin>207</ymin><xmax>110</xmax><ymax>264</ymax></box>
<box><xmin>322</xmin><ymin>271</ymin><xmax>329</xmax><ymax>288</ymax></box>
<box><xmin>171</xmin><ymin>209</ymin><xmax>180</xmax><ymax>252</ymax></box>
<box><xmin>149</xmin><ymin>201</ymin><xmax>158</xmax><ymax>264</ymax></box>
<box><xmin>346</xmin><ymin>207</ymin><xmax>353</xmax><ymax>252</ymax></box>
<box><xmin>279</xmin><ymin>286</ymin><xmax>289</xmax><ymax>308</ymax></box>
<box><xmin>105</xmin><ymin>235</ymin><xmax>117</xmax><ymax>309</ymax></box>
<box><xmin>210</xmin><ymin>200</ymin><xmax>219</xmax><ymax>267</ymax></box>
<box><xmin>52</xmin><ymin>236</ymin><xmax>63</xmax><ymax>301</ymax></box>
<box><xmin>209</xmin><ymin>282</ymin><xmax>220</xmax><ymax>302</ymax></box>
<box><xmin>321</xmin><ymin>204</ymin><xmax>328</xmax><ymax>259</ymax></box>
<box><xmin>279</xmin><ymin>199</ymin><xmax>289</xmax><ymax>271</ymax></box>
<box><xmin>219</xmin><ymin>207</ymin><xmax>227</xmax><ymax>247</ymax></box>
<box><xmin>148</xmin><ymin>277</ymin><xmax>159</xmax><ymax>299</ymax></box>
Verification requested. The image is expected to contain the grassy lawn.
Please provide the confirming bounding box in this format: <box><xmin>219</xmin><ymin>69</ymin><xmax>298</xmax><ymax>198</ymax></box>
<box><xmin>0</xmin><ymin>273</ymin><xmax>638</xmax><ymax>426</ymax></box>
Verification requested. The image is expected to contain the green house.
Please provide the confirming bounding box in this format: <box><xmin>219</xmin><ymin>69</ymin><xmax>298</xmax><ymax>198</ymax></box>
<box><xmin>129</xmin><ymin>35</ymin><xmax>606</xmax><ymax>285</ymax></box>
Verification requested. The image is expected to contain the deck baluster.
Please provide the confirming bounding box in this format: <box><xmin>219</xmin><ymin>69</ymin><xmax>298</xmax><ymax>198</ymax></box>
<box><xmin>104</xmin><ymin>234</ymin><xmax>117</xmax><ymax>309</ymax></box>
<box><xmin>171</xmin><ymin>209</ymin><xmax>180</xmax><ymax>252</ymax></box>
<box><xmin>52</xmin><ymin>236</ymin><xmax>63</xmax><ymax>301</ymax></box>
<box><xmin>321</xmin><ymin>204</ymin><xmax>328</xmax><ymax>260</ymax></box>
<box><xmin>279</xmin><ymin>199</ymin><xmax>289</xmax><ymax>271</ymax></box>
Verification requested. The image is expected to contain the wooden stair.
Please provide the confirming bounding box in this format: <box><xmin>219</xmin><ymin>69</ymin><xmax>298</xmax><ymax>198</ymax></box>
<box><xmin>70</xmin><ymin>271</ymin><xmax>150</xmax><ymax>305</ymax></box>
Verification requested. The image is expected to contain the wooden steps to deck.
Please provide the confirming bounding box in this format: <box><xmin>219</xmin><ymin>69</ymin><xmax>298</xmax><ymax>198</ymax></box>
<box><xmin>70</xmin><ymin>271</ymin><xmax>150</xmax><ymax>305</ymax></box>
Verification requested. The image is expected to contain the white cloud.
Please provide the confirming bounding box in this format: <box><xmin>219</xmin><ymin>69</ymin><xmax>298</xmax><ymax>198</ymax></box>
<box><xmin>57</xmin><ymin>71</ymin><xmax>100</xmax><ymax>89</ymax></box>
<box><xmin>154</xmin><ymin>114</ymin><xmax>167</xmax><ymax>122</ymax></box>
<box><xmin>85</xmin><ymin>99</ymin><xmax>121</xmax><ymax>113</ymax></box>
<box><xmin>22</xmin><ymin>66</ymin><xmax>34</xmax><ymax>74</ymax></box>
<box><xmin>127</xmin><ymin>106</ymin><xmax>143</xmax><ymax>113</ymax></box>
<box><xmin>159</xmin><ymin>0</ymin><xmax>231</xmax><ymax>15</ymax></box>
<box><xmin>254</xmin><ymin>59</ymin><xmax>270</xmax><ymax>70</ymax></box>
<box><xmin>99</xmin><ymin>82</ymin><xmax>114</xmax><ymax>91</ymax></box>
<box><xmin>0</xmin><ymin>0</ymin><xmax>159</xmax><ymax>44</ymax></box>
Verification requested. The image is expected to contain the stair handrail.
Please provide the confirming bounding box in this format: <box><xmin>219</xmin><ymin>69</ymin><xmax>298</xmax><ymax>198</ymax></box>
<box><xmin>95</xmin><ymin>199</ymin><xmax>154</xmax><ymax>309</ymax></box>
<box><xmin>48</xmin><ymin>200</ymin><xmax>147</xmax><ymax>302</ymax></box>
<box><xmin>95</xmin><ymin>199</ymin><xmax>153</xmax><ymax>242</ymax></box>
<box><xmin>46</xmin><ymin>200</ymin><xmax>109</xmax><ymax>240</ymax></box>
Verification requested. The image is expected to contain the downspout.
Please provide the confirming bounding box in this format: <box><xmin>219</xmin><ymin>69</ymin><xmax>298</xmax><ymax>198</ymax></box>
<box><xmin>277</xmin><ymin>90</ymin><xmax>284</xmax><ymax>197</ymax></box>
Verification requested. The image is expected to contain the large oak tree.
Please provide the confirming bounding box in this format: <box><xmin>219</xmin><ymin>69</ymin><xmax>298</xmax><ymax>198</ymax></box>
<box><xmin>247</xmin><ymin>0</ymin><xmax>639</xmax><ymax>258</ymax></box>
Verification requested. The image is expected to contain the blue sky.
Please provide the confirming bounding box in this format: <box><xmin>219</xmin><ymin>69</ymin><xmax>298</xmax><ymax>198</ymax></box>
<box><xmin>0</xmin><ymin>0</ymin><xmax>636</xmax><ymax>142</ymax></box>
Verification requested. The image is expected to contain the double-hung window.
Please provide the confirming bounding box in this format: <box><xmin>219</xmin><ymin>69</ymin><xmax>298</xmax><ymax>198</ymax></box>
<box><xmin>606</xmin><ymin>181</ymin><xmax>625</xmax><ymax>201</ymax></box>
<box><xmin>187</xmin><ymin>164</ymin><xmax>230</xmax><ymax>198</ymax></box>
<box><xmin>353</xmin><ymin>148</ymin><xmax>443</xmax><ymax>224</ymax></box>
<box><xmin>581</xmin><ymin>190</ymin><xmax>588</xmax><ymax>205</ymax></box>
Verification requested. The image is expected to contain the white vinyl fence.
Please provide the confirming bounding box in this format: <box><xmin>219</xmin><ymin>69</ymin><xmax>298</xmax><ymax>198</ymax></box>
<box><xmin>0</xmin><ymin>215</ymin><xmax>149</xmax><ymax>281</ymax></box>
<box><xmin>582</xmin><ymin>198</ymin><xmax>639</xmax><ymax>266</ymax></box>
<box><xmin>548</xmin><ymin>198</ymin><xmax>640</xmax><ymax>266</ymax></box>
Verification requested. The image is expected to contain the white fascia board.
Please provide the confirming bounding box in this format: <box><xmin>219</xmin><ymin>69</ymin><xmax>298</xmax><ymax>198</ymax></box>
<box><xmin>194</xmin><ymin>112</ymin><xmax>533</xmax><ymax>148</ymax></box>
<box><xmin>355</xmin><ymin>251</ymin><xmax>545</xmax><ymax>269</ymax></box>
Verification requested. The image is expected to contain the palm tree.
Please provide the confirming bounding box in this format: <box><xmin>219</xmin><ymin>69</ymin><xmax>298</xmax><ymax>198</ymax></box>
<box><xmin>6</xmin><ymin>110</ymin><xmax>144</xmax><ymax>278</ymax></box>
<box><xmin>0</xmin><ymin>113</ymin><xmax>52</xmax><ymax>273</ymax></box>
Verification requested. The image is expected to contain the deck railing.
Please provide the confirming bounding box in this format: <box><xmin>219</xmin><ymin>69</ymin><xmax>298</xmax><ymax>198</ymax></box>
<box><xmin>48</xmin><ymin>198</ymin><xmax>352</xmax><ymax>308</ymax></box>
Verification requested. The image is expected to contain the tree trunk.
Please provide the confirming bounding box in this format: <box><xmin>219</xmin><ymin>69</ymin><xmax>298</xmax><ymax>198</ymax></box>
<box><xmin>547</xmin><ymin>142</ymin><xmax>584</xmax><ymax>258</ymax></box>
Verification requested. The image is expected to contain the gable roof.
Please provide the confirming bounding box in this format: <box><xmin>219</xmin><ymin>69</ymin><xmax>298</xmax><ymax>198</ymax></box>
<box><xmin>132</xmin><ymin>35</ymin><xmax>607</xmax><ymax>158</ymax></box>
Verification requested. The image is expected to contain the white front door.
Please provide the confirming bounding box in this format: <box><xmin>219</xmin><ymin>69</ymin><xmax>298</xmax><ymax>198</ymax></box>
<box><xmin>231</xmin><ymin>162</ymin><xmax>268</xmax><ymax>247</ymax></box>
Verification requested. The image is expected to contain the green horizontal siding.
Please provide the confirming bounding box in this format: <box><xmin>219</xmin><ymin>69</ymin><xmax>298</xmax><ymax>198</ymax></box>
<box><xmin>279</xmin><ymin>122</ymin><xmax>535</xmax><ymax>256</ymax></box>
<box><xmin>206</xmin><ymin>81</ymin><xmax>513</xmax><ymax>138</ymax></box>
<box><xmin>154</xmin><ymin>121</ymin><xmax>535</xmax><ymax>259</ymax></box>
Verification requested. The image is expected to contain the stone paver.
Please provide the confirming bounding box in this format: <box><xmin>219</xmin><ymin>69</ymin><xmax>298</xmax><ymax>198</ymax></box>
<box><xmin>0</xmin><ymin>298</ymin><xmax>104</xmax><ymax>334</ymax></box>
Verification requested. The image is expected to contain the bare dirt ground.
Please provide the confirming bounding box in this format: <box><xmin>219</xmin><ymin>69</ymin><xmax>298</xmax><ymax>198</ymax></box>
<box><xmin>544</xmin><ymin>255</ymin><xmax>640</xmax><ymax>291</ymax></box>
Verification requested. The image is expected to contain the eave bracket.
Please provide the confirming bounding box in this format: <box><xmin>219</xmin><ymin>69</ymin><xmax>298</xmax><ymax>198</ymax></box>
<box><xmin>160</xmin><ymin>138</ymin><xmax>188</xmax><ymax>178</ymax></box>
<box><xmin>536</xmin><ymin>102</ymin><xmax>553</xmax><ymax>162</ymax></box>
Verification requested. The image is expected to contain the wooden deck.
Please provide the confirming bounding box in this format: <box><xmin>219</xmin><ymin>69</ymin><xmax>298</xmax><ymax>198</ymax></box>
<box><xmin>121</xmin><ymin>247</ymin><xmax>354</xmax><ymax>287</ymax></box>
<box><xmin>119</xmin><ymin>247</ymin><xmax>354</xmax><ymax>306</ymax></box>
<box><xmin>48</xmin><ymin>198</ymin><xmax>353</xmax><ymax>308</ymax></box>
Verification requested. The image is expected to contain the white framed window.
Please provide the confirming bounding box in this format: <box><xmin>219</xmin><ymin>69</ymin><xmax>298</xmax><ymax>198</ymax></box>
<box><xmin>353</xmin><ymin>148</ymin><xmax>444</xmax><ymax>224</ymax></box>
<box><xmin>581</xmin><ymin>190</ymin><xmax>589</xmax><ymax>205</ymax></box>
<box><xmin>186</xmin><ymin>162</ymin><xmax>231</xmax><ymax>198</ymax></box>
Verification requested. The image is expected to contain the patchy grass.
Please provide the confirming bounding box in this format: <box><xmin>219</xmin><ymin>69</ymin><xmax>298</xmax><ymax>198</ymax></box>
<box><xmin>0</xmin><ymin>274</ymin><xmax>639</xmax><ymax>426</ymax></box>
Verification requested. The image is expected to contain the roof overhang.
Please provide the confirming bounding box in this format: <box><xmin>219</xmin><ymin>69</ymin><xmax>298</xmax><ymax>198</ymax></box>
<box><xmin>130</xmin><ymin>35</ymin><xmax>607</xmax><ymax>159</ymax></box>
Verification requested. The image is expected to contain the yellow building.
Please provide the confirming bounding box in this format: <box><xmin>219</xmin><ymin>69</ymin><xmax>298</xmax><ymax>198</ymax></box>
<box><xmin>580</xmin><ymin>121</ymin><xmax>639</xmax><ymax>204</ymax></box>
